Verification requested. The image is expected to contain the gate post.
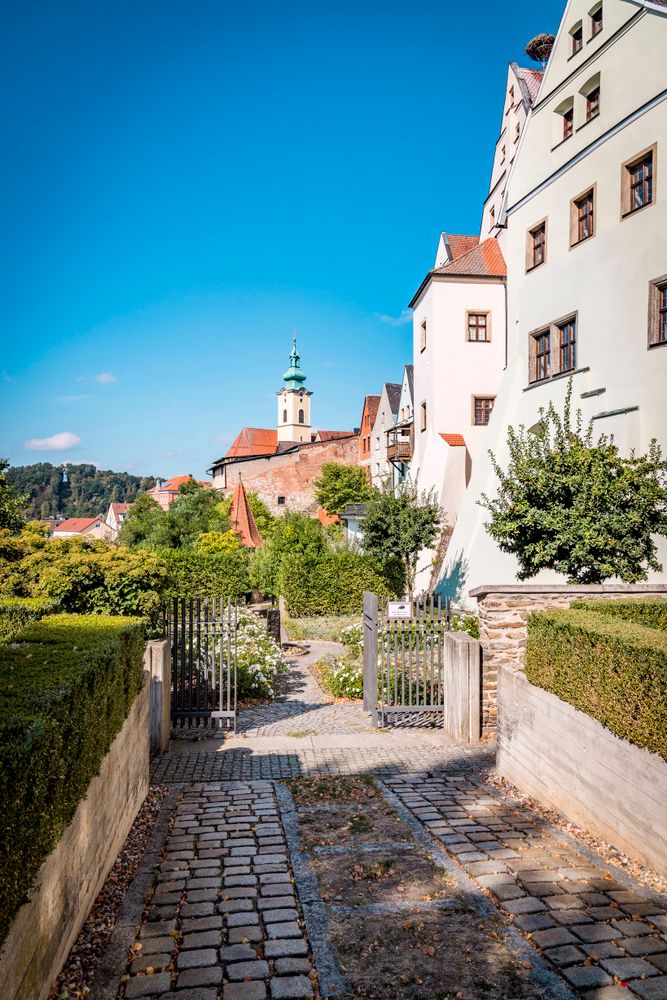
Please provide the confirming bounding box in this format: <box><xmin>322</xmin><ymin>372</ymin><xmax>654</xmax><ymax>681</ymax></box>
<box><xmin>443</xmin><ymin>632</ymin><xmax>481</xmax><ymax>743</ymax></box>
<box><xmin>363</xmin><ymin>591</ymin><xmax>378</xmax><ymax>726</ymax></box>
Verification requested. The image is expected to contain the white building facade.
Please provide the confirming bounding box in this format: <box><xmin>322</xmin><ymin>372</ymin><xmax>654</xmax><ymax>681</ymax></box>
<box><xmin>443</xmin><ymin>0</ymin><xmax>667</xmax><ymax>603</ymax></box>
<box><xmin>369</xmin><ymin>382</ymin><xmax>402</xmax><ymax>487</ymax></box>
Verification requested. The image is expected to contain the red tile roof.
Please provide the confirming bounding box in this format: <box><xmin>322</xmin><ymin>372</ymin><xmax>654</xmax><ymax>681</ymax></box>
<box><xmin>316</xmin><ymin>430</ymin><xmax>354</xmax><ymax>442</ymax></box>
<box><xmin>363</xmin><ymin>395</ymin><xmax>381</xmax><ymax>428</ymax></box>
<box><xmin>149</xmin><ymin>475</ymin><xmax>211</xmax><ymax>493</ymax></box>
<box><xmin>229</xmin><ymin>480</ymin><xmax>263</xmax><ymax>548</ymax></box>
<box><xmin>226</xmin><ymin>428</ymin><xmax>278</xmax><ymax>459</ymax></box>
<box><xmin>439</xmin><ymin>433</ymin><xmax>467</xmax><ymax>448</ymax></box>
<box><xmin>435</xmin><ymin>238</ymin><xmax>506</xmax><ymax>279</ymax></box>
<box><xmin>447</xmin><ymin>234</ymin><xmax>480</xmax><ymax>261</ymax></box>
<box><xmin>110</xmin><ymin>502</ymin><xmax>130</xmax><ymax>515</ymax></box>
<box><xmin>53</xmin><ymin>517</ymin><xmax>102</xmax><ymax>533</ymax></box>
<box><xmin>516</xmin><ymin>67</ymin><xmax>543</xmax><ymax>106</ymax></box>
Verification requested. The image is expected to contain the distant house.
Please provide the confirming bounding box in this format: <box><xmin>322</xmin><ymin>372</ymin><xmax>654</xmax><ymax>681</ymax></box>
<box><xmin>52</xmin><ymin>516</ymin><xmax>112</xmax><ymax>541</ymax></box>
<box><xmin>340</xmin><ymin>503</ymin><xmax>367</xmax><ymax>546</ymax></box>
<box><xmin>106</xmin><ymin>502</ymin><xmax>131</xmax><ymax>539</ymax></box>
<box><xmin>147</xmin><ymin>475</ymin><xmax>213</xmax><ymax>511</ymax></box>
<box><xmin>358</xmin><ymin>395</ymin><xmax>381</xmax><ymax>477</ymax></box>
<box><xmin>369</xmin><ymin>382</ymin><xmax>402</xmax><ymax>487</ymax></box>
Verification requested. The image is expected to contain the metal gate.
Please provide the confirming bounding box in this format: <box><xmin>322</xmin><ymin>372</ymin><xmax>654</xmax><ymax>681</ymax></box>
<box><xmin>167</xmin><ymin>598</ymin><xmax>238</xmax><ymax>730</ymax></box>
<box><xmin>363</xmin><ymin>592</ymin><xmax>455</xmax><ymax>728</ymax></box>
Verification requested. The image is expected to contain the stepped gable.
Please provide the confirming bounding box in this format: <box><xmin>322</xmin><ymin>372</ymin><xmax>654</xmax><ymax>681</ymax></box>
<box><xmin>229</xmin><ymin>479</ymin><xmax>263</xmax><ymax>548</ymax></box>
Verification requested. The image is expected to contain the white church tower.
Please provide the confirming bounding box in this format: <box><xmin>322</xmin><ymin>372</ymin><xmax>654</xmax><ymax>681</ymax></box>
<box><xmin>276</xmin><ymin>336</ymin><xmax>312</xmax><ymax>444</ymax></box>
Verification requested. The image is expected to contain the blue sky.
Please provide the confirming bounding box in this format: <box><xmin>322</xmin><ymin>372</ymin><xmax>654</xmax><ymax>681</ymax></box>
<box><xmin>0</xmin><ymin>0</ymin><xmax>564</xmax><ymax>478</ymax></box>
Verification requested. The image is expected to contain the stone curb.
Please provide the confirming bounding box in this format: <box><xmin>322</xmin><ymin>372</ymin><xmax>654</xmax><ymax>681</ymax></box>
<box><xmin>87</xmin><ymin>789</ymin><xmax>180</xmax><ymax>1000</ymax></box>
<box><xmin>274</xmin><ymin>783</ymin><xmax>347</xmax><ymax>999</ymax></box>
<box><xmin>376</xmin><ymin>780</ymin><xmax>577</xmax><ymax>1000</ymax></box>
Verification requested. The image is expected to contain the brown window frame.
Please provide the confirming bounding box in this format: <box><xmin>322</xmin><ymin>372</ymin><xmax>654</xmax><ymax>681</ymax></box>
<box><xmin>562</xmin><ymin>106</ymin><xmax>574</xmax><ymax>140</ymax></box>
<box><xmin>648</xmin><ymin>275</ymin><xmax>667</xmax><ymax>349</ymax></box>
<box><xmin>526</xmin><ymin>219</ymin><xmax>547</xmax><ymax>271</ymax></box>
<box><xmin>529</xmin><ymin>328</ymin><xmax>552</xmax><ymax>383</ymax></box>
<box><xmin>420</xmin><ymin>319</ymin><xmax>427</xmax><ymax>352</ymax></box>
<box><xmin>570</xmin><ymin>185</ymin><xmax>596</xmax><ymax>247</ymax></box>
<box><xmin>467</xmin><ymin>311</ymin><xmax>491</xmax><ymax>343</ymax></box>
<box><xmin>571</xmin><ymin>23</ymin><xmax>583</xmax><ymax>54</ymax></box>
<box><xmin>621</xmin><ymin>144</ymin><xmax>657</xmax><ymax>219</ymax></box>
<box><xmin>585</xmin><ymin>85</ymin><xmax>600</xmax><ymax>121</ymax></box>
<box><xmin>558</xmin><ymin>316</ymin><xmax>577</xmax><ymax>373</ymax></box>
<box><xmin>420</xmin><ymin>400</ymin><xmax>427</xmax><ymax>432</ymax></box>
<box><xmin>590</xmin><ymin>4</ymin><xmax>603</xmax><ymax>37</ymax></box>
<box><xmin>472</xmin><ymin>396</ymin><xmax>495</xmax><ymax>426</ymax></box>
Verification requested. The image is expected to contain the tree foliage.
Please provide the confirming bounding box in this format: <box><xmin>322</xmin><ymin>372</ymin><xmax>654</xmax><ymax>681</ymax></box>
<box><xmin>6</xmin><ymin>462</ymin><xmax>158</xmax><ymax>519</ymax></box>
<box><xmin>0</xmin><ymin>459</ymin><xmax>28</xmax><ymax>533</ymax></box>
<box><xmin>249</xmin><ymin>511</ymin><xmax>329</xmax><ymax>597</ymax></box>
<box><xmin>361</xmin><ymin>479</ymin><xmax>442</xmax><ymax>598</ymax></box>
<box><xmin>118</xmin><ymin>483</ymin><xmax>229</xmax><ymax>549</ymax></box>
<box><xmin>481</xmin><ymin>383</ymin><xmax>667</xmax><ymax>583</ymax></box>
<box><xmin>314</xmin><ymin>463</ymin><xmax>374</xmax><ymax>516</ymax></box>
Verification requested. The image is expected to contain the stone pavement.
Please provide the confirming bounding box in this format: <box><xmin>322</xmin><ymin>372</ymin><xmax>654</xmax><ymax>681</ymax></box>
<box><xmin>89</xmin><ymin>642</ymin><xmax>667</xmax><ymax>999</ymax></box>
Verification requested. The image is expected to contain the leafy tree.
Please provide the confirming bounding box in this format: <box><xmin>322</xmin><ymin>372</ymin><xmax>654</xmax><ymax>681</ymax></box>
<box><xmin>195</xmin><ymin>530</ymin><xmax>244</xmax><ymax>554</ymax></box>
<box><xmin>119</xmin><ymin>483</ymin><xmax>228</xmax><ymax>550</ymax></box>
<box><xmin>480</xmin><ymin>382</ymin><xmax>667</xmax><ymax>583</ymax></box>
<box><xmin>362</xmin><ymin>479</ymin><xmax>442</xmax><ymax>598</ymax></box>
<box><xmin>117</xmin><ymin>494</ymin><xmax>167</xmax><ymax>548</ymax></box>
<box><xmin>0</xmin><ymin>460</ymin><xmax>28</xmax><ymax>533</ymax></box>
<box><xmin>6</xmin><ymin>461</ymin><xmax>159</xmax><ymax>518</ymax></box>
<box><xmin>249</xmin><ymin>511</ymin><xmax>328</xmax><ymax>597</ymax></box>
<box><xmin>217</xmin><ymin>491</ymin><xmax>276</xmax><ymax>539</ymax></box>
<box><xmin>314</xmin><ymin>463</ymin><xmax>375</xmax><ymax>516</ymax></box>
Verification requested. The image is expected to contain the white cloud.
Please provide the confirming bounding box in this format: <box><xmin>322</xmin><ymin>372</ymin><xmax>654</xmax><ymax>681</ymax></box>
<box><xmin>51</xmin><ymin>394</ymin><xmax>96</xmax><ymax>404</ymax></box>
<box><xmin>374</xmin><ymin>309</ymin><xmax>412</xmax><ymax>327</ymax></box>
<box><xmin>94</xmin><ymin>371</ymin><xmax>117</xmax><ymax>384</ymax></box>
<box><xmin>24</xmin><ymin>431</ymin><xmax>82</xmax><ymax>451</ymax></box>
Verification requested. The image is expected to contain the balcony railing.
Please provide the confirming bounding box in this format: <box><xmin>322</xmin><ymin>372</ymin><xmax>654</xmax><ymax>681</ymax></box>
<box><xmin>386</xmin><ymin>421</ymin><xmax>413</xmax><ymax>464</ymax></box>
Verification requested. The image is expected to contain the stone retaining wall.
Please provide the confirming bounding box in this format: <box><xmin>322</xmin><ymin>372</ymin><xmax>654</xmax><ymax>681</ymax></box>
<box><xmin>470</xmin><ymin>584</ymin><xmax>667</xmax><ymax>733</ymax></box>
<box><xmin>497</xmin><ymin>665</ymin><xmax>667</xmax><ymax>875</ymax></box>
<box><xmin>0</xmin><ymin>640</ymin><xmax>171</xmax><ymax>1000</ymax></box>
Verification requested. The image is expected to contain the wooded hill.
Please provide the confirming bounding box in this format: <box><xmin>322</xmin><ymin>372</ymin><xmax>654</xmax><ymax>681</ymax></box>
<box><xmin>7</xmin><ymin>463</ymin><xmax>159</xmax><ymax>519</ymax></box>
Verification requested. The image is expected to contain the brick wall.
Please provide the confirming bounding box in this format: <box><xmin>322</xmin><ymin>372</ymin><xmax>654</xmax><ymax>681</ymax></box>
<box><xmin>470</xmin><ymin>583</ymin><xmax>667</xmax><ymax>735</ymax></box>
<box><xmin>214</xmin><ymin>435</ymin><xmax>359</xmax><ymax>515</ymax></box>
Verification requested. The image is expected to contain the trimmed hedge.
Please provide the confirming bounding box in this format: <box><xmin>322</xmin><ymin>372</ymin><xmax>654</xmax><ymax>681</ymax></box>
<box><xmin>0</xmin><ymin>613</ymin><xmax>145</xmax><ymax>944</ymax></box>
<box><xmin>281</xmin><ymin>550</ymin><xmax>404</xmax><ymax>617</ymax></box>
<box><xmin>525</xmin><ymin>609</ymin><xmax>667</xmax><ymax>760</ymax></box>
<box><xmin>0</xmin><ymin>597</ymin><xmax>59</xmax><ymax>642</ymax></box>
<box><xmin>162</xmin><ymin>549</ymin><xmax>251</xmax><ymax>601</ymax></box>
<box><xmin>571</xmin><ymin>598</ymin><xmax>667</xmax><ymax>632</ymax></box>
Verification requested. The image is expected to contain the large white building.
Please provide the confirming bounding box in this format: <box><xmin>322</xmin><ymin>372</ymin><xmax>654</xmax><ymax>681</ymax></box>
<box><xmin>409</xmin><ymin>60</ymin><xmax>543</xmax><ymax>592</ymax></box>
<box><xmin>442</xmin><ymin>0</ymin><xmax>667</xmax><ymax>603</ymax></box>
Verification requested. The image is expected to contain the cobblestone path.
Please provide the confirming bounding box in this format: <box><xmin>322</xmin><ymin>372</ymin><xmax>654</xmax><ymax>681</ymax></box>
<box><xmin>87</xmin><ymin>645</ymin><xmax>667</xmax><ymax>1000</ymax></box>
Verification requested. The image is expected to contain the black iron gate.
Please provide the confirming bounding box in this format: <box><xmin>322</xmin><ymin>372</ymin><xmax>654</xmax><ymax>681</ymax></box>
<box><xmin>167</xmin><ymin>598</ymin><xmax>238</xmax><ymax>730</ymax></box>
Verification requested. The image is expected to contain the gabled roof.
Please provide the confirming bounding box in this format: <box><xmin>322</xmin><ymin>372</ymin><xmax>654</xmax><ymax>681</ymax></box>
<box><xmin>110</xmin><ymin>502</ymin><xmax>130</xmax><ymax>515</ymax></box>
<box><xmin>229</xmin><ymin>479</ymin><xmax>263</xmax><ymax>548</ymax></box>
<box><xmin>149</xmin><ymin>475</ymin><xmax>212</xmax><ymax>492</ymax></box>
<box><xmin>514</xmin><ymin>65</ymin><xmax>543</xmax><ymax>107</ymax></box>
<box><xmin>384</xmin><ymin>383</ymin><xmax>402</xmax><ymax>414</ymax></box>
<box><xmin>225</xmin><ymin>428</ymin><xmax>278</xmax><ymax>459</ymax></box>
<box><xmin>447</xmin><ymin>234</ymin><xmax>480</xmax><ymax>261</ymax></box>
<box><xmin>434</xmin><ymin>238</ymin><xmax>506</xmax><ymax>279</ymax></box>
<box><xmin>404</xmin><ymin>364</ymin><xmax>414</xmax><ymax>400</ymax></box>
<box><xmin>440</xmin><ymin>433</ymin><xmax>467</xmax><ymax>448</ymax></box>
<box><xmin>315</xmin><ymin>430</ymin><xmax>354</xmax><ymax>442</ymax></box>
<box><xmin>53</xmin><ymin>516</ymin><xmax>102</xmax><ymax>533</ymax></box>
<box><xmin>362</xmin><ymin>395</ymin><xmax>381</xmax><ymax>427</ymax></box>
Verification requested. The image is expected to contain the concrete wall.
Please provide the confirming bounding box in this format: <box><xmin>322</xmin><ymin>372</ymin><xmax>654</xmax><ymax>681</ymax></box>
<box><xmin>0</xmin><ymin>642</ymin><xmax>171</xmax><ymax>1000</ymax></box>
<box><xmin>497</xmin><ymin>665</ymin><xmax>667</xmax><ymax>875</ymax></box>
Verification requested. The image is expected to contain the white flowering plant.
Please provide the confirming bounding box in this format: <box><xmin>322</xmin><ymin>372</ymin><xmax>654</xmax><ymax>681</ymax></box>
<box><xmin>317</xmin><ymin>654</ymin><xmax>364</xmax><ymax>700</ymax></box>
<box><xmin>340</xmin><ymin>622</ymin><xmax>363</xmax><ymax>653</ymax></box>
<box><xmin>234</xmin><ymin>608</ymin><xmax>288</xmax><ymax>699</ymax></box>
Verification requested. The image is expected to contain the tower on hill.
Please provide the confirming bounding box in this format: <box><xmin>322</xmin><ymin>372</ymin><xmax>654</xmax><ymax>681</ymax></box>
<box><xmin>277</xmin><ymin>335</ymin><xmax>312</xmax><ymax>444</ymax></box>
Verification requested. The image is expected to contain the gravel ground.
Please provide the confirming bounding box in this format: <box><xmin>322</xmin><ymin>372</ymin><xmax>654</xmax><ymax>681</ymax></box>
<box><xmin>484</xmin><ymin>772</ymin><xmax>667</xmax><ymax>896</ymax></box>
<box><xmin>49</xmin><ymin>786</ymin><xmax>171</xmax><ymax>1000</ymax></box>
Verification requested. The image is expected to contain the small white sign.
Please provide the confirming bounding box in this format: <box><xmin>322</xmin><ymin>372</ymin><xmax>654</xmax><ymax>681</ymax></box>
<box><xmin>387</xmin><ymin>601</ymin><xmax>412</xmax><ymax>620</ymax></box>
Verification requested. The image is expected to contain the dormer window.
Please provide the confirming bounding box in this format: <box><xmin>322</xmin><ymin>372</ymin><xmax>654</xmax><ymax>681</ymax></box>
<box><xmin>590</xmin><ymin>3</ymin><xmax>603</xmax><ymax>37</ymax></box>
<box><xmin>571</xmin><ymin>22</ymin><xmax>583</xmax><ymax>54</ymax></box>
<box><xmin>586</xmin><ymin>86</ymin><xmax>600</xmax><ymax>121</ymax></box>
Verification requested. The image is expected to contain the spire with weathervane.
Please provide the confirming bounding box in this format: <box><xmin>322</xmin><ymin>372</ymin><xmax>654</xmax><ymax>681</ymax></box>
<box><xmin>277</xmin><ymin>333</ymin><xmax>312</xmax><ymax>444</ymax></box>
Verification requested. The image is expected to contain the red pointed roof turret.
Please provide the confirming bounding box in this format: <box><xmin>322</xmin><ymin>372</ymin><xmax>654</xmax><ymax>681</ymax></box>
<box><xmin>229</xmin><ymin>479</ymin><xmax>263</xmax><ymax>548</ymax></box>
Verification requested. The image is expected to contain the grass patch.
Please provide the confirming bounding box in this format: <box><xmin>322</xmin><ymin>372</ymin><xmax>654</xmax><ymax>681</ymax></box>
<box><xmin>284</xmin><ymin>614</ymin><xmax>361</xmax><ymax>643</ymax></box>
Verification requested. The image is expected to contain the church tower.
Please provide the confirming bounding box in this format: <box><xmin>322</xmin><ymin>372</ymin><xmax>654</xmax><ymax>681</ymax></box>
<box><xmin>277</xmin><ymin>336</ymin><xmax>312</xmax><ymax>444</ymax></box>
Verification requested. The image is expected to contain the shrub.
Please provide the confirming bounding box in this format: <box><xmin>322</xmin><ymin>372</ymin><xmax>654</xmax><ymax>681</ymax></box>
<box><xmin>281</xmin><ymin>550</ymin><xmax>404</xmax><ymax>617</ymax></box>
<box><xmin>525</xmin><ymin>609</ymin><xmax>667</xmax><ymax>760</ymax></box>
<box><xmin>316</xmin><ymin>655</ymin><xmax>364</xmax><ymax>699</ymax></box>
<box><xmin>0</xmin><ymin>614</ymin><xmax>145</xmax><ymax>944</ymax></box>
<box><xmin>236</xmin><ymin>609</ymin><xmax>288</xmax><ymax>698</ymax></box>
<box><xmin>162</xmin><ymin>549</ymin><xmax>251</xmax><ymax>601</ymax></box>
<box><xmin>571</xmin><ymin>598</ymin><xmax>667</xmax><ymax>632</ymax></box>
<box><xmin>0</xmin><ymin>597</ymin><xmax>59</xmax><ymax>642</ymax></box>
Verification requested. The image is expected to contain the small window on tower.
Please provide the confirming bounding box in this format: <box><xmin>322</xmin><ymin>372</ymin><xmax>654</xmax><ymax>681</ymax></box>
<box><xmin>298</xmin><ymin>409</ymin><xmax>304</xmax><ymax>424</ymax></box>
<box><xmin>283</xmin><ymin>409</ymin><xmax>287</xmax><ymax>423</ymax></box>
<box><xmin>277</xmin><ymin>496</ymin><xmax>286</xmax><ymax>506</ymax></box>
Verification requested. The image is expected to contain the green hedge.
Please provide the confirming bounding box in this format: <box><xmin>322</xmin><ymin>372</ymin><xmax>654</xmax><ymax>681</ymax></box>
<box><xmin>162</xmin><ymin>549</ymin><xmax>251</xmax><ymax>600</ymax></box>
<box><xmin>0</xmin><ymin>597</ymin><xmax>60</xmax><ymax>642</ymax></box>
<box><xmin>281</xmin><ymin>550</ymin><xmax>404</xmax><ymax>617</ymax></box>
<box><xmin>0</xmin><ymin>614</ymin><xmax>145</xmax><ymax>944</ymax></box>
<box><xmin>571</xmin><ymin>598</ymin><xmax>667</xmax><ymax>632</ymax></box>
<box><xmin>525</xmin><ymin>609</ymin><xmax>667</xmax><ymax>760</ymax></box>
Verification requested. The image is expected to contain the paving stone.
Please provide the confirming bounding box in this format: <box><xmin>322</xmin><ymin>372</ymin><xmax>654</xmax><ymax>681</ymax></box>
<box><xmin>532</xmin><ymin>927</ymin><xmax>578</xmax><ymax>949</ymax></box>
<box><xmin>181</xmin><ymin>931</ymin><xmax>222</xmax><ymax>949</ymax></box>
<box><xmin>504</xmin><ymin>896</ymin><xmax>547</xmax><ymax>915</ymax></box>
<box><xmin>543</xmin><ymin>944</ymin><xmax>586</xmax><ymax>966</ymax></box>
<box><xmin>622</xmin><ymin>936</ymin><xmax>667</xmax><ymax>957</ymax></box>
<box><xmin>220</xmin><ymin>944</ymin><xmax>258</xmax><ymax>961</ymax></box>
<box><xmin>514</xmin><ymin>913</ymin><xmax>557</xmax><ymax>932</ymax></box>
<box><xmin>257</xmin><ymin>896</ymin><xmax>295</xmax><ymax>910</ymax></box>
<box><xmin>614</xmin><ymin>919</ymin><xmax>655</xmax><ymax>936</ymax></box>
<box><xmin>270</xmin><ymin>977</ymin><xmax>313</xmax><ymax>999</ymax></box>
<box><xmin>125</xmin><ymin>973</ymin><xmax>173</xmax><ymax>997</ymax></box>
<box><xmin>547</xmin><ymin>894</ymin><xmax>585</xmax><ymax>910</ymax></box>
<box><xmin>177</xmin><ymin>966</ymin><xmax>224</xmax><ymax>987</ymax></box>
<box><xmin>266</xmin><ymin>921</ymin><xmax>302</xmax><ymax>939</ymax></box>
<box><xmin>648</xmin><ymin>915</ymin><xmax>667</xmax><ymax>932</ymax></box>
<box><xmin>582</xmin><ymin>942</ymin><xmax>625</xmax><ymax>959</ymax></box>
<box><xmin>573</xmin><ymin>924</ymin><xmax>622</xmax><ymax>943</ymax></box>
<box><xmin>562</xmin><ymin>966</ymin><xmax>613</xmax><ymax>988</ymax></box>
<box><xmin>227</xmin><ymin>911</ymin><xmax>260</xmax><ymax>927</ymax></box>
<box><xmin>275</xmin><ymin>959</ymin><xmax>312</xmax><ymax>975</ymax></box>
<box><xmin>181</xmin><ymin>916</ymin><xmax>223</xmax><ymax>932</ymax></box>
<box><xmin>581</xmin><ymin>989</ymin><xmax>635</xmax><ymax>1000</ymax></box>
<box><xmin>223</xmin><ymin>986</ymin><xmax>267</xmax><ymax>1000</ymax></box>
<box><xmin>262</xmin><ymin>909</ymin><xmax>299</xmax><ymax>924</ymax></box>
<box><xmin>131</xmin><ymin>952</ymin><xmax>171</xmax><ymax>972</ymax></box>
<box><xmin>624</xmin><ymin>977</ymin><xmax>667</xmax><ymax>999</ymax></box>
<box><xmin>228</xmin><ymin>926</ymin><xmax>264</xmax><ymax>944</ymax></box>
<box><xmin>140</xmin><ymin>936</ymin><xmax>177</xmax><ymax>954</ymax></box>
<box><xmin>142</xmin><ymin>920</ymin><xmax>178</xmax><ymax>937</ymax></box>
<box><xmin>226</xmin><ymin>960</ymin><xmax>270</xmax><ymax>981</ymax></box>
<box><xmin>264</xmin><ymin>939</ymin><xmax>309</xmax><ymax>959</ymax></box>
<box><xmin>600</xmin><ymin>957</ymin><xmax>660</xmax><ymax>979</ymax></box>
<box><xmin>219</xmin><ymin>899</ymin><xmax>254</xmax><ymax>914</ymax></box>
<box><xmin>181</xmin><ymin>902</ymin><xmax>215</xmax><ymax>918</ymax></box>
<box><xmin>177</xmin><ymin>948</ymin><xmax>218</xmax><ymax>969</ymax></box>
